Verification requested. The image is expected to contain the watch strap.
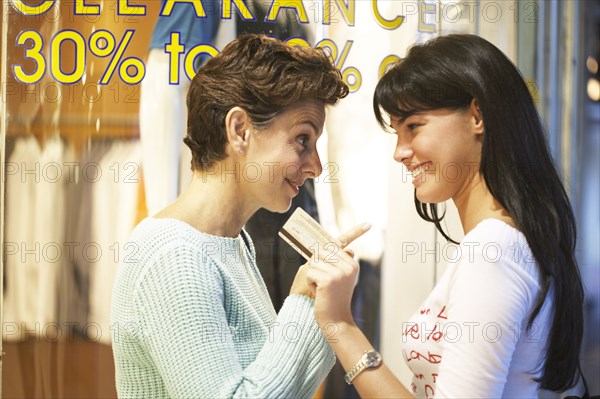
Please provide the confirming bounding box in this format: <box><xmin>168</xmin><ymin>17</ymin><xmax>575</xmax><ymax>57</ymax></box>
<box><xmin>344</xmin><ymin>358</ymin><xmax>366</xmax><ymax>384</ymax></box>
<box><xmin>344</xmin><ymin>350</ymin><xmax>382</xmax><ymax>385</ymax></box>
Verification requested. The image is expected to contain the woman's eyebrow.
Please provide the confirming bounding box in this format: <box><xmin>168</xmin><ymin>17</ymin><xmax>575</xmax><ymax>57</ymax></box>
<box><xmin>294</xmin><ymin>120</ymin><xmax>320</xmax><ymax>134</ymax></box>
<box><xmin>393</xmin><ymin>110</ymin><xmax>422</xmax><ymax>125</ymax></box>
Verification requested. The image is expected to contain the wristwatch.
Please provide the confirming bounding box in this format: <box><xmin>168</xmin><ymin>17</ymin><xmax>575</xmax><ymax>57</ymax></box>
<box><xmin>344</xmin><ymin>350</ymin><xmax>383</xmax><ymax>384</ymax></box>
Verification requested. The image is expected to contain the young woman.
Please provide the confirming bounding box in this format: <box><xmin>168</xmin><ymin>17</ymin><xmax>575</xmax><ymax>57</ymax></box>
<box><xmin>110</xmin><ymin>34</ymin><xmax>370</xmax><ymax>398</ymax></box>
<box><xmin>305</xmin><ymin>34</ymin><xmax>585</xmax><ymax>397</ymax></box>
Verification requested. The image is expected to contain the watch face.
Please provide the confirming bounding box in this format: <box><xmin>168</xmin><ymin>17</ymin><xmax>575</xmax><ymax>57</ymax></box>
<box><xmin>365</xmin><ymin>351</ymin><xmax>382</xmax><ymax>367</ymax></box>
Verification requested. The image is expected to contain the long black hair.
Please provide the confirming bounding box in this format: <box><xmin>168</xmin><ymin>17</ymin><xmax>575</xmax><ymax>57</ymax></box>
<box><xmin>373</xmin><ymin>34</ymin><xmax>584</xmax><ymax>391</ymax></box>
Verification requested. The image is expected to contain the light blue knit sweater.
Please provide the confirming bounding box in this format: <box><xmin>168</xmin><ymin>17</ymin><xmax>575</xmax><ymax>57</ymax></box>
<box><xmin>110</xmin><ymin>217</ymin><xmax>335</xmax><ymax>398</ymax></box>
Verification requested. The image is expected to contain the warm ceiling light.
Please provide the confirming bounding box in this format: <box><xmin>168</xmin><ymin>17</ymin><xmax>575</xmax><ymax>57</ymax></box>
<box><xmin>587</xmin><ymin>56</ymin><xmax>598</xmax><ymax>75</ymax></box>
<box><xmin>587</xmin><ymin>78</ymin><xmax>600</xmax><ymax>101</ymax></box>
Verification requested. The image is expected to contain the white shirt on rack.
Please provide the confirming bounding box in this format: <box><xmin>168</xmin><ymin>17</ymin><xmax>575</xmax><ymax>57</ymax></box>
<box><xmin>4</xmin><ymin>137</ymin><xmax>42</xmax><ymax>339</ymax></box>
<box><xmin>88</xmin><ymin>140</ymin><xmax>141</xmax><ymax>343</ymax></box>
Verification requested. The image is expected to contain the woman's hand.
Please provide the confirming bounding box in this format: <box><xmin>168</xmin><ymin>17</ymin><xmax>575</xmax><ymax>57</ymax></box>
<box><xmin>290</xmin><ymin>263</ymin><xmax>315</xmax><ymax>298</ymax></box>
<box><xmin>306</xmin><ymin>245</ymin><xmax>359</xmax><ymax>326</ymax></box>
<box><xmin>305</xmin><ymin>223</ymin><xmax>371</xmax><ymax>325</ymax></box>
<box><xmin>289</xmin><ymin>223</ymin><xmax>371</xmax><ymax>300</ymax></box>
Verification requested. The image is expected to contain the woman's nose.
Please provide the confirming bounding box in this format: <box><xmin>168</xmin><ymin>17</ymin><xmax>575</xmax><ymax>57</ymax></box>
<box><xmin>393</xmin><ymin>135</ymin><xmax>413</xmax><ymax>164</ymax></box>
<box><xmin>304</xmin><ymin>150</ymin><xmax>323</xmax><ymax>178</ymax></box>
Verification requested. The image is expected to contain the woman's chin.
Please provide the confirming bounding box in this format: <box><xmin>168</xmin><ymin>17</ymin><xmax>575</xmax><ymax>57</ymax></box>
<box><xmin>263</xmin><ymin>199</ymin><xmax>293</xmax><ymax>214</ymax></box>
<box><xmin>415</xmin><ymin>188</ymin><xmax>448</xmax><ymax>205</ymax></box>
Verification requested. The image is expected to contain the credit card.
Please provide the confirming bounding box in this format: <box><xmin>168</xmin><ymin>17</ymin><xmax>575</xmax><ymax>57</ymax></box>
<box><xmin>278</xmin><ymin>207</ymin><xmax>342</xmax><ymax>260</ymax></box>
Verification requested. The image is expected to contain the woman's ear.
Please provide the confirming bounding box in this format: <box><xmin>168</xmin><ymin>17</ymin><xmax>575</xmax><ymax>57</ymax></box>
<box><xmin>470</xmin><ymin>99</ymin><xmax>484</xmax><ymax>135</ymax></box>
<box><xmin>225</xmin><ymin>107</ymin><xmax>250</xmax><ymax>154</ymax></box>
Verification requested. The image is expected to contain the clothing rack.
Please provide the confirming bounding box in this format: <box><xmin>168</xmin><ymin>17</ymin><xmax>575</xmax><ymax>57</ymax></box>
<box><xmin>6</xmin><ymin>115</ymin><xmax>140</xmax><ymax>154</ymax></box>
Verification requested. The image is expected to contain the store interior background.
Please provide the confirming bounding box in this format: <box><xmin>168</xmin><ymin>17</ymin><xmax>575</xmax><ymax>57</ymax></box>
<box><xmin>1</xmin><ymin>0</ymin><xmax>598</xmax><ymax>397</ymax></box>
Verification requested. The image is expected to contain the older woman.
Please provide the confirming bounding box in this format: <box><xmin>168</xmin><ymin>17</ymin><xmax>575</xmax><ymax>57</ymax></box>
<box><xmin>110</xmin><ymin>34</ymin><xmax>361</xmax><ymax>398</ymax></box>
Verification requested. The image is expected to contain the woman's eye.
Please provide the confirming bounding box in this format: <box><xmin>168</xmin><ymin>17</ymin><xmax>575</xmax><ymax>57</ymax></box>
<box><xmin>407</xmin><ymin>123</ymin><xmax>421</xmax><ymax>131</ymax></box>
<box><xmin>297</xmin><ymin>135</ymin><xmax>309</xmax><ymax>147</ymax></box>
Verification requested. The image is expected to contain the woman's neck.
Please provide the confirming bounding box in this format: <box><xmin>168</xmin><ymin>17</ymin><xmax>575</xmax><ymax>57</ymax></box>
<box><xmin>154</xmin><ymin>162</ymin><xmax>259</xmax><ymax>238</ymax></box>
<box><xmin>453</xmin><ymin>173</ymin><xmax>516</xmax><ymax>235</ymax></box>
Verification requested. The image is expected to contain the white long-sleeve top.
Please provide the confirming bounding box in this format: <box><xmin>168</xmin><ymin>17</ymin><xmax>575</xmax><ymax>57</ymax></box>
<box><xmin>399</xmin><ymin>219</ymin><xmax>552</xmax><ymax>398</ymax></box>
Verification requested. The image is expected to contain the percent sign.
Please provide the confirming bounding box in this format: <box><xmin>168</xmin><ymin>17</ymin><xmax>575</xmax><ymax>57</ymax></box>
<box><xmin>90</xmin><ymin>30</ymin><xmax>145</xmax><ymax>85</ymax></box>
<box><xmin>13</xmin><ymin>29</ymin><xmax>144</xmax><ymax>85</ymax></box>
<box><xmin>284</xmin><ymin>38</ymin><xmax>361</xmax><ymax>92</ymax></box>
<box><xmin>318</xmin><ymin>39</ymin><xmax>362</xmax><ymax>93</ymax></box>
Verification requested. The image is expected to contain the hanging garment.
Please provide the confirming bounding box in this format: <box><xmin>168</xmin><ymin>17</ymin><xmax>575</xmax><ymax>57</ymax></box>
<box><xmin>4</xmin><ymin>136</ymin><xmax>42</xmax><ymax>341</ymax></box>
<box><xmin>65</xmin><ymin>142</ymin><xmax>112</xmax><ymax>337</ymax></box>
<box><xmin>4</xmin><ymin>136</ymin><xmax>67</xmax><ymax>340</ymax></box>
<box><xmin>35</xmin><ymin>136</ymin><xmax>67</xmax><ymax>331</ymax></box>
<box><xmin>140</xmin><ymin>0</ymin><xmax>221</xmax><ymax>216</ymax></box>
<box><xmin>88</xmin><ymin>141</ymin><xmax>141</xmax><ymax>344</ymax></box>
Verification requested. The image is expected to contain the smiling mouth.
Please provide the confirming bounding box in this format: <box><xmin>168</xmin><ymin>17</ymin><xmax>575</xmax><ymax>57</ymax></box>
<box><xmin>411</xmin><ymin>162</ymin><xmax>431</xmax><ymax>179</ymax></box>
<box><xmin>285</xmin><ymin>178</ymin><xmax>301</xmax><ymax>193</ymax></box>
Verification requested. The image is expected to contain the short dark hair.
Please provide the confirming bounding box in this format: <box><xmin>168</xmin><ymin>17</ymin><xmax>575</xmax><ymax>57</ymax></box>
<box><xmin>374</xmin><ymin>34</ymin><xmax>583</xmax><ymax>392</ymax></box>
<box><xmin>184</xmin><ymin>33</ymin><xmax>349</xmax><ymax>170</ymax></box>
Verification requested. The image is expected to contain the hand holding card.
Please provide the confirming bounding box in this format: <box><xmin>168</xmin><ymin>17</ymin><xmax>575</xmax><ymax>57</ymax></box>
<box><xmin>279</xmin><ymin>207</ymin><xmax>371</xmax><ymax>260</ymax></box>
<box><xmin>285</xmin><ymin>208</ymin><xmax>371</xmax><ymax>299</ymax></box>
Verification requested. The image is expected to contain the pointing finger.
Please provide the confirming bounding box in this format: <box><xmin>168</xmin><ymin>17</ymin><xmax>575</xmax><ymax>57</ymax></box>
<box><xmin>338</xmin><ymin>222</ymin><xmax>372</xmax><ymax>248</ymax></box>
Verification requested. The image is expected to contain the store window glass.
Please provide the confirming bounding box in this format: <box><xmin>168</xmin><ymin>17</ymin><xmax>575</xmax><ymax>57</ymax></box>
<box><xmin>0</xmin><ymin>2</ymin><xmax>330</xmax><ymax>398</ymax></box>
<box><xmin>1</xmin><ymin>1</ymin><xmax>598</xmax><ymax>398</ymax></box>
<box><xmin>578</xmin><ymin>0</ymin><xmax>600</xmax><ymax>394</ymax></box>
<box><xmin>532</xmin><ymin>1</ymin><xmax>599</xmax><ymax>395</ymax></box>
<box><xmin>1</xmin><ymin>2</ymin><xmax>156</xmax><ymax>397</ymax></box>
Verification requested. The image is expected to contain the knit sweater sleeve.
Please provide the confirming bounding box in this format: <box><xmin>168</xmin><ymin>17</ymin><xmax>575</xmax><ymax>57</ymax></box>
<box><xmin>133</xmin><ymin>242</ymin><xmax>334</xmax><ymax>398</ymax></box>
